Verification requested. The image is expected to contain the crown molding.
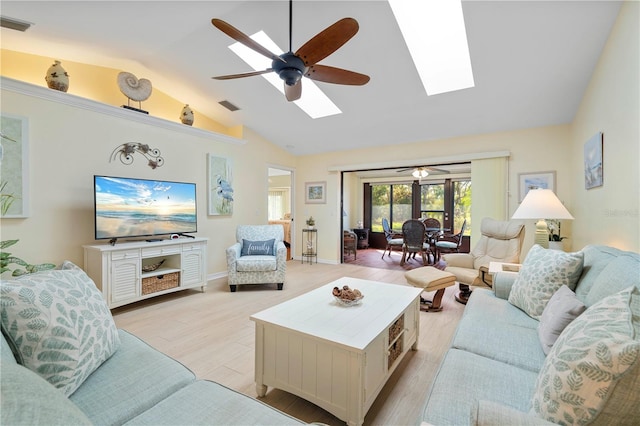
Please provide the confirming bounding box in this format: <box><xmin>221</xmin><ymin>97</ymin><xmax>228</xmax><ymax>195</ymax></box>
<box><xmin>1</xmin><ymin>76</ymin><xmax>246</xmax><ymax>146</ymax></box>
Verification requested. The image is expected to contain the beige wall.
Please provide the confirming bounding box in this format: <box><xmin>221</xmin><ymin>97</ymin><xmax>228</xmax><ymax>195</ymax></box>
<box><xmin>1</xmin><ymin>50</ymin><xmax>237</xmax><ymax>137</ymax></box>
<box><xmin>296</xmin><ymin>125</ymin><xmax>575</xmax><ymax>262</ymax></box>
<box><xmin>0</xmin><ymin>84</ymin><xmax>296</xmax><ymax>277</ymax></box>
<box><xmin>1</xmin><ymin>2</ymin><xmax>637</xmax><ymax>276</ymax></box>
<box><xmin>295</xmin><ymin>2</ymin><xmax>639</xmax><ymax>261</ymax></box>
<box><xmin>570</xmin><ymin>0</ymin><xmax>639</xmax><ymax>252</ymax></box>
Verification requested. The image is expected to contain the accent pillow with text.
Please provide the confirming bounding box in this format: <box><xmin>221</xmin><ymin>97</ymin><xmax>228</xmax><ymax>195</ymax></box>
<box><xmin>241</xmin><ymin>239</ymin><xmax>275</xmax><ymax>256</ymax></box>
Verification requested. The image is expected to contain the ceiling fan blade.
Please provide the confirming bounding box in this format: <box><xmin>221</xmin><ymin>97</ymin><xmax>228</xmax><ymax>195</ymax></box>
<box><xmin>305</xmin><ymin>65</ymin><xmax>370</xmax><ymax>86</ymax></box>
<box><xmin>211</xmin><ymin>19</ymin><xmax>284</xmax><ymax>63</ymax></box>
<box><xmin>426</xmin><ymin>166</ymin><xmax>450</xmax><ymax>174</ymax></box>
<box><xmin>212</xmin><ymin>69</ymin><xmax>273</xmax><ymax>80</ymax></box>
<box><xmin>284</xmin><ymin>80</ymin><xmax>302</xmax><ymax>102</ymax></box>
<box><xmin>295</xmin><ymin>17</ymin><xmax>359</xmax><ymax>66</ymax></box>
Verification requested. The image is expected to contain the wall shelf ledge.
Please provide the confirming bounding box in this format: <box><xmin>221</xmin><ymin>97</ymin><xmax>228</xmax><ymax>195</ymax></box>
<box><xmin>1</xmin><ymin>76</ymin><xmax>246</xmax><ymax>146</ymax></box>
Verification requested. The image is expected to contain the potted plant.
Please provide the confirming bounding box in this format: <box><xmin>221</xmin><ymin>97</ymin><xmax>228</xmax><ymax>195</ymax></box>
<box><xmin>547</xmin><ymin>219</ymin><xmax>566</xmax><ymax>251</ymax></box>
<box><xmin>306</xmin><ymin>216</ymin><xmax>315</xmax><ymax>229</ymax></box>
<box><xmin>0</xmin><ymin>239</ymin><xmax>55</xmax><ymax>277</ymax></box>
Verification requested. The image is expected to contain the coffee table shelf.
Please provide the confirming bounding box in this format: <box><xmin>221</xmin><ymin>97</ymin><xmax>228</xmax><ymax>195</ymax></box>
<box><xmin>250</xmin><ymin>278</ymin><xmax>422</xmax><ymax>426</ymax></box>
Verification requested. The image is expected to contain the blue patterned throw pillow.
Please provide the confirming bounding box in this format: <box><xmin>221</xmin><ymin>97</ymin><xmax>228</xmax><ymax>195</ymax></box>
<box><xmin>531</xmin><ymin>286</ymin><xmax>640</xmax><ymax>425</ymax></box>
<box><xmin>241</xmin><ymin>239</ymin><xmax>275</xmax><ymax>256</ymax></box>
<box><xmin>0</xmin><ymin>261</ymin><xmax>120</xmax><ymax>396</ymax></box>
<box><xmin>508</xmin><ymin>245</ymin><xmax>584</xmax><ymax>319</ymax></box>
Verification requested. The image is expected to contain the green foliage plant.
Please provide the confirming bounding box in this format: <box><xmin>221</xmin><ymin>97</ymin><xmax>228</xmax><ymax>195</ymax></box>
<box><xmin>1</xmin><ymin>181</ymin><xmax>18</xmax><ymax>216</ymax></box>
<box><xmin>0</xmin><ymin>239</ymin><xmax>55</xmax><ymax>277</ymax></box>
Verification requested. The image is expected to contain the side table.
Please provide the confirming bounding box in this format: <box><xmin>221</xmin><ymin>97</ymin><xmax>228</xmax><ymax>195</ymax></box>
<box><xmin>301</xmin><ymin>228</ymin><xmax>317</xmax><ymax>264</ymax></box>
<box><xmin>352</xmin><ymin>228</ymin><xmax>369</xmax><ymax>249</ymax></box>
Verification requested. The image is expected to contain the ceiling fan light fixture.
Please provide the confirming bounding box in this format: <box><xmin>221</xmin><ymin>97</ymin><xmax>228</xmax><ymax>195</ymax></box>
<box><xmin>228</xmin><ymin>31</ymin><xmax>341</xmax><ymax>118</ymax></box>
<box><xmin>412</xmin><ymin>168</ymin><xmax>429</xmax><ymax>178</ymax></box>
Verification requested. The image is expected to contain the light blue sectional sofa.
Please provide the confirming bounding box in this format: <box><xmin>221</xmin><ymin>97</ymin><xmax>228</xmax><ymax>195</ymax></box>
<box><xmin>0</xmin><ymin>263</ymin><xmax>304</xmax><ymax>426</ymax></box>
<box><xmin>422</xmin><ymin>245</ymin><xmax>640</xmax><ymax>425</ymax></box>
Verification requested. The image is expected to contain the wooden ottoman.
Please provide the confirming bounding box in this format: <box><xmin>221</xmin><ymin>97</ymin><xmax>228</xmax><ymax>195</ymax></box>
<box><xmin>404</xmin><ymin>266</ymin><xmax>456</xmax><ymax>312</ymax></box>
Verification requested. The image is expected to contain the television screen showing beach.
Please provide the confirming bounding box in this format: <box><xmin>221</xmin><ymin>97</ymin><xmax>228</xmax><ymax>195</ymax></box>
<box><xmin>95</xmin><ymin>176</ymin><xmax>197</xmax><ymax>239</ymax></box>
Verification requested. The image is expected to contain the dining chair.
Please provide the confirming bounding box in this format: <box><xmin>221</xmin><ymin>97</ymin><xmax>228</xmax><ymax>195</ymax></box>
<box><xmin>435</xmin><ymin>219</ymin><xmax>467</xmax><ymax>261</ymax></box>
<box><xmin>382</xmin><ymin>218</ymin><xmax>404</xmax><ymax>258</ymax></box>
<box><xmin>401</xmin><ymin>219</ymin><xmax>430</xmax><ymax>266</ymax></box>
<box><xmin>422</xmin><ymin>218</ymin><xmax>441</xmax><ymax>263</ymax></box>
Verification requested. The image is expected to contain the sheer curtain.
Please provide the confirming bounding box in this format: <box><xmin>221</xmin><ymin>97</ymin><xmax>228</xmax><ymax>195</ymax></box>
<box><xmin>268</xmin><ymin>190</ymin><xmax>287</xmax><ymax>220</ymax></box>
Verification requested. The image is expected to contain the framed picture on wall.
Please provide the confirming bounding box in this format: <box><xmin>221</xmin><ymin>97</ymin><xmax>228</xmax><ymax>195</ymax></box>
<box><xmin>518</xmin><ymin>171</ymin><xmax>556</xmax><ymax>202</ymax></box>
<box><xmin>584</xmin><ymin>132</ymin><xmax>603</xmax><ymax>189</ymax></box>
<box><xmin>207</xmin><ymin>154</ymin><xmax>234</xmax><ymax>215</ymax></box>
<box><xmin>305</xmin><ymin>181</ymin><xmax>326</xmax><ymax>204</ymax></box>
<box><xmin>0</xmin><ymin>114</ymin><xmax>29</xmax><ymax>218</ymax></box>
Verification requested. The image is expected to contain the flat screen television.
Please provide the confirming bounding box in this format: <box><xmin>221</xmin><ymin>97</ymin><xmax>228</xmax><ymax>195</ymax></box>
<box><xmin>94</xmin><ymin>175</ymin><xmax>197</xmax><ymax>242</ymax></box>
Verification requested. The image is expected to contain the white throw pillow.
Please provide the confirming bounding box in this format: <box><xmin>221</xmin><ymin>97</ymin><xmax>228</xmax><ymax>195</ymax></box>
<box><xmin>538</xmin><ymin>285</ymin><xmax>586</xmax><ymax>355</ymax></box>
<box><xmin>531</xmin><ymin>286</ymin><xmax>640</xmax><ymax>425</ymax></box>
<box><xmin>0</xmin><ymin>261</ymin><xmax>120</xmax><ymax>396</ymax></box>
<box><xmin>508</xmin><ymin>245</ymin><xmax>584</xmax><ymax>319</ymax></box>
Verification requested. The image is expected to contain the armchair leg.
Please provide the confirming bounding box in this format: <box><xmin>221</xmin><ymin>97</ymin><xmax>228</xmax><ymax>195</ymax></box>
<box><xmin>455</xmin><ymin>283</ymin><xmax>472</xmax><ymax>304</ymax></box>
<box><xmin>229</xmin><ymin>285</ymin><xmax>237</xmax><ymax>292</ymax></box>
<box><xmin>277</xmin><ymin>283</ymin><xmax>283</xmax><ymax>290</ymax></box>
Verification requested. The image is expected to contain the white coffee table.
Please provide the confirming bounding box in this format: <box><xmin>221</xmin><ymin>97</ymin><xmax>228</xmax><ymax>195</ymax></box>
<box><xmin>250</xmin><ymin>277</ymin><xmax>422</xmax><ymax>426</ymax></box>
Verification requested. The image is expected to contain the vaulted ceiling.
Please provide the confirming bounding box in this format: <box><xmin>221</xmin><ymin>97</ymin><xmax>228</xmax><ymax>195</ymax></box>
<box><xmin>1</xmin><ymin>1</ymin><xmax>622</xmax><ymax>155</ymax></box>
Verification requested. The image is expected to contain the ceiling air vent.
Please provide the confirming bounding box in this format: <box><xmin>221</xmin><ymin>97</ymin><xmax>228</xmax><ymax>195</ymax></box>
<box><xmin>218</xmin><ymin>100</ymin><xmax>240</xmax><ymax>112</ymax></box>
<box><xmin>0</xmin><ymin>16</ymin><xmax>33</xmax><ymax>32</ymax></box>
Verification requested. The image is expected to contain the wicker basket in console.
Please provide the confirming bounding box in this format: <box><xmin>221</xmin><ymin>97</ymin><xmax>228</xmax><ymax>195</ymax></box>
<box><xmin>142</xmin><ymin>272</ymin><xmax>180</xmax><ymax>295</ymax></box>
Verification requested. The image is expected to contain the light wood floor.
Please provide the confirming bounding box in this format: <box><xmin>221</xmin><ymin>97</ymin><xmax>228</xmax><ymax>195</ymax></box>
<box><xmin>112</xmin><ymin>261</ymin><xmax>466</xmax><ymax>426</ymax></box>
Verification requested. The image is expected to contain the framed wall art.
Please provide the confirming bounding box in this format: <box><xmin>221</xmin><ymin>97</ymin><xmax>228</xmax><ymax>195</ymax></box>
<box><xmin>518</xmin><ymin>171</ymin><xmax>556</xmax><ymax>202</ymax></box>
<box><xmin>207</xmin><ymin>154</ymin><xmax>234</xmax><ymax>215</ymax></box>
<box><xmin>584</xmin><ymin>132</ymin><xmax>603</xmax><ymax>189</ymax></box>
<box><xmin>305</xmin><ymin>181</ymin><xmax>326</xmax><ymax>204</ymax></box>
<box><xmin>0</xmin><ymin>114</ymin><xmax>29</xmax><ymax>218</ymax></box>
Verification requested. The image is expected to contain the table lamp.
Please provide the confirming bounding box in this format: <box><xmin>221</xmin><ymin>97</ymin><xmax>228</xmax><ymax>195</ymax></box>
<box><xmin>512</xmin><ymin>189</ymin><xmax>573</xmax><ymax>248</ymax></box>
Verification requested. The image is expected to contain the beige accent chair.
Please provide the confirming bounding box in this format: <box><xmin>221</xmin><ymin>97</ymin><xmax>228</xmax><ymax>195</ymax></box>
<box><xmin>442</xmin><ymin>217</ymin><xmax>525</xmax><ymax>304</ymax></box>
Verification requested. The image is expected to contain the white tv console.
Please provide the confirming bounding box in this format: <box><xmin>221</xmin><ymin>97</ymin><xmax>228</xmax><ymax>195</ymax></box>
<box><xmin>83</xmin><ymin>237</ymin><xmax>208</xmax><ymax>309</ymax></box>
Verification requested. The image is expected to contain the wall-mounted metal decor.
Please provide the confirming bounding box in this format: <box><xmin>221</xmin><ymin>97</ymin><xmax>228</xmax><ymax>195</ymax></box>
<box><xmin>110</xmin><ymin>142</ymin><xmax>164</xmax><ymax>169</ymax></box>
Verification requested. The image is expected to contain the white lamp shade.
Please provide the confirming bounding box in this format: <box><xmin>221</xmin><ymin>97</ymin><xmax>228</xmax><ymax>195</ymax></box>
<box><xmin>512</xmin><ymin>189</ymin><xmax>574</xmax><ymax>220</ymax></box>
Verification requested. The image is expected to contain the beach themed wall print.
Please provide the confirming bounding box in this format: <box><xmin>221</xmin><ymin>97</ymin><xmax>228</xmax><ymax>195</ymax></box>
<box><xmin>584</xmin><ymin>132</ymin><xmax>603</xmax><ymax>189</ymax></box>
<box><xmin>207</xmin><ymin>154</ymin><xmax>234</xmax><ymax>215</ymax></box>
<box><xmin>0</xmin><ymin>114</ymin><xmax>29</xmax><ymax>217</ymax></box>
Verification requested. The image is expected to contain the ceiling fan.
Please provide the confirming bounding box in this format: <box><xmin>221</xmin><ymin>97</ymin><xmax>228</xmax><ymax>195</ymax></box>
<box><xmin>211</xmin><ymin>0</ymin><xmax>370</xmax><ymax>102</ymax></box>
<box><xmin>397</xmin><ymin>166</ymin><xmax>451</xmax><ymax>178</ymax></box>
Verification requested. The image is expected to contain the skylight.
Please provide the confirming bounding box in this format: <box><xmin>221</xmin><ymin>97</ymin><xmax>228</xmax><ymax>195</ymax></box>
<box><xmin>228</xmin><ymin>31</ymin><xmax>341</xmax><ymax>119</ymax></box>
<box><xmin>388</xmin><ymin>0</ymin><xmax>474</xmax><ymax>96</ymax></box>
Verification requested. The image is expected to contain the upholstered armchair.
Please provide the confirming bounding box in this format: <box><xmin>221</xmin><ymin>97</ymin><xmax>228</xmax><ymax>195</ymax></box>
<box><xmin>226</xmin><ymin>225</ymin><xmax>287</xmax><ymax>292</ymax></box>
<box><xmin>443</xmin><ymin>218</ymin><xmax>525</xmax><ymax>304</ymax></box>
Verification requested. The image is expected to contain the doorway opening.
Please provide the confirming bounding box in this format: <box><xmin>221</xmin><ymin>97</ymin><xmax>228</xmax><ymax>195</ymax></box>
<box><xmin>268</xmin><ymin>167</ymin><xmax>294</xmax><ymax>259</ymax></box>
